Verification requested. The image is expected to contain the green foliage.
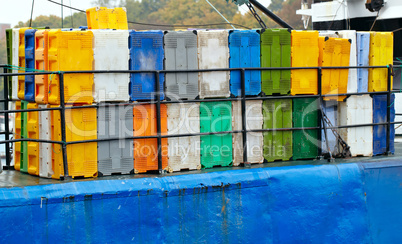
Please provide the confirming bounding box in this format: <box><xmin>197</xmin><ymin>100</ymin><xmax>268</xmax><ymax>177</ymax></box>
<box><xmin>14</xmin><ymin>12</ymin><xmax>87</xmax><ymax>29</ymax></box>
<box><xmin>13</xmin><ymin>0</ymin><xmax>308</xmax><ymax>32</ymax></box>
<box><xmin>269</xmin><ymin>0</ymin><xmax>284</xmax><ymax>11</ymax></box>
<box><xmin>0</xmin><ymin>36</ymin><xmax>6</xmax><ymax>65</ymax></box>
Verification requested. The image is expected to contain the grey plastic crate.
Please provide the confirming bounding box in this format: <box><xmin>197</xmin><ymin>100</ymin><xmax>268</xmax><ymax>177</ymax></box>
<box><xmin>164</xmin><ymin>31</ymin><xmax>199</xmax><ymax>100</ymax></box>
<box><xmin>97</xmin><ymin>105</ymin><xmax>133</xmax><ymax>176</ymax></box>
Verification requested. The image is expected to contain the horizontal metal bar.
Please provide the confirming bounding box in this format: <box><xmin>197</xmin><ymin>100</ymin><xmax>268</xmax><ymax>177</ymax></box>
<box><xmin>0</xmin><ymin>65</ymin><xmax>390</xmax><ymax>77</ymax></box>
<box><xmin>0</xmin><ymin>138</ymin><xmax>64</xmax><ymax>145</ymax></box>
<box><xmin>3</xmin><ymin>120</ymin><xmax>402</xmax><ymax>146</ymax></box>
<box><xmin>0</xmin><ymin>107</ymin><xmax>62</xmax><ymax>114</ymax></box>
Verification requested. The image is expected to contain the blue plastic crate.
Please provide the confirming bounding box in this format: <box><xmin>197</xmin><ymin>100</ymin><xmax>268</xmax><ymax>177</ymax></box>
<box><xmin>129</xmin><ymin>30</ymin><xmax>164</xmax><ymax>101</ymax></box>
<box><xmin>24</xmin><ymin>29</ymin><xmax>37</xmax><ymax>102</ymax></box>
<box><xmin>373</xmin><ymin>94</ymin><xmax>395</xmax><ymax>155</ymax></box>
<box><xmin>229</xmin><ymin>30</ymin><xmax>261</xmax><ymax>97</ymax></box>
<box><xmin>322</xmin><ymin>100</ymin><xmax>338</xmax><ymax>155</ymax></box>
<box><xmin>357</xmin><ymin>32</ymin><xmax>370</xmax><ymax>93</ymax></box>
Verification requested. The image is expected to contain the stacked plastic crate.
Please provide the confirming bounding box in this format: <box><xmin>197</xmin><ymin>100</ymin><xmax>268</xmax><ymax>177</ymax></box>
<box><xmin>229</xmin><ymin>30</ymin><xmax>262</xmax><ymax>166</ymax></box>
<box><xmin>290</xmin><ymin>30</ymin><xmax>320</xmax><ymax>160</ymax></box>
<box><xmin>85</xmin><ymin>7</ymin><xmax>133</xmax><ymax>176</ymax></box>
<box><xmin>198</xmin><ymin>30</ymin><xmax>232</xmax><ymax>168</ymax></box>
<box><xmin>261</xmin><ymin>29</ymin><xmax>293</xmax><ymax>162</ymax></box>
<box><xmin>318</xmin><ymin>35</ymin><xmax>351</xmax><ymax>154</ymax></box>
<box><xmin>129</xmin><ymin>30</ymin><xmax>167</xmax><ymax>173</ymax></box>
<box><xmin>165</xmin><ymin>30</ymin><xmax>201</xmax><ymax>172</ymax></box>
<box><xmin>45</xmin><ymin>29</ymin><xmax>97</xmax><ymax>179</ymax></box>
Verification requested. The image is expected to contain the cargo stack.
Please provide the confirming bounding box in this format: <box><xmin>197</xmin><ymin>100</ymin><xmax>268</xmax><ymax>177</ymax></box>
<box><xmin>3</xmin><ymin>16</ymin><xmax>397</xmax><ymax>178</ymax></box>
<box><xmin>164</xmin><ymin>30</ymin><xmax>201</xmax><ymax>172</ymax></box>
<box><xmin>129</xmin><ymin>30</ymin><xmax>167</xmax><ymax>173</ymax></box>
<box><xmin>260</xmin><ymin>29</ymin><xmax>293</xmax><ymax>162</ymax></box>
<box><xmin>92</xmin><ymin>29</ymin><xmax>133</xmax><ymax>176</ymax></box>
<box><xmin>48</xmin><ymin>29</ymin><xmax>97</xmax><ymax>179</ymax></box>
<box><xmin>198</xmin><ymin>30</ymin><xmax>232</xmax><ymax>168</ymax></box>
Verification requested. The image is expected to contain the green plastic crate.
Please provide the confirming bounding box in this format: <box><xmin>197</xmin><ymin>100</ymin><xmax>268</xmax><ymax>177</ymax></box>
<box><xmin>292</xmin><ymin>97</ymin><xmax>319</xmax><ymax>160</ymax></box>
<box><xmin>263</xmin><ymin>99</ymin><xmax>292</xmax><ymax>162</ymax></box>
<box><xmin>261</xmin><ymin>29</ymin><xmax>291</xmax><ymax>95</ymax></box>
<box><xmin>5</xmin><ymin>29</ymin><xmax>12</xmax><ymax>99</ymax></box>
<box><xmin>20</xmin><ymin>101</ymin><xmax>28</xmax><ymax>173</ymax></box>
<box><xmin>200</xmin><ymin>101</ymin><xmax>233</xmax><ymax>168</ymax></box>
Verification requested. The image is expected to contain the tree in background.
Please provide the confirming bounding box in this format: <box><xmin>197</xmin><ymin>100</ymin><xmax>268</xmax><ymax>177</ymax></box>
<box><xmin>148</xmin><ymin>0</ymin><xmax>238</xmax><ymax>29</ymax></box>
<box><xmin>269</xmin><ymin>0</ymin><xmax>284</xmax><ymax>12</ymax></box>
<box><xmin>276</xmin><ymin>0</ymin><xmax>309</xmax><ymax>30</ymax></box>
<box><xmin>14</xmin><ymin>12</ymin><xmax>87</xmax><ymax>29</ymax></box>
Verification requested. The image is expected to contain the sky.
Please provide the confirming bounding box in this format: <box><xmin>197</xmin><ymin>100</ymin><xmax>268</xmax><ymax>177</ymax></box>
<box><xmin>0</xmin><ymin>0</ymin><xmax>272</xmax><ymax>27</ymax></box>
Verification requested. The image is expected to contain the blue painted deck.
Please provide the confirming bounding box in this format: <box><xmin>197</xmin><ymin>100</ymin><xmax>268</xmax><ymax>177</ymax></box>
<box><xmin>0</xmin><ymin>146</ymin><xmax>402</xmax><ymax>243</ymax></box>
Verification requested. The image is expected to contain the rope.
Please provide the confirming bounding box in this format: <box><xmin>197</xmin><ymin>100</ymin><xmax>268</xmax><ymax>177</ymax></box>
<box><xmin>205</xmin><ymin>0</ymin><xmax>236</xmax><ymax>30</ymax></box>
<box><xmin>5</xmin><ymin>65</ymin><xmax>61</xmax><ymax>94</ymax></box>
<box><xmin>29</xmin><ymin>0</ymin><xmax>35</xmax><ymax>27</ymax></box>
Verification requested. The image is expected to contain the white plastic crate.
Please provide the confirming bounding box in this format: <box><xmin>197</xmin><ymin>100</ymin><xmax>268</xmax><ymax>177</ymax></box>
<box><xmin>92</xmin><ymin>30</ymin><xmax>130</xmax><ymax>102</ymax></box>
<box><xmin>338</xmin><ymin>30</ymin><xmax>357</xmax><ymax>93</ymax></box>
<box><xmin>167</xmin><ymin>103</ymin><xmax>201</xmax><ymax>172</ymax></box>
<box><xmin>232</xmin><ymin>100</ymin><xmax>263</xmax><ymax>166</ymax></box>
<box><xmin>39</xmin><ymin>104</ymin><xmax>53</xmax><ymax>178</ymax></box>
<box><xmin>395</xmin><ymin>93</ymin><xmax>402</xmax><ymax>135</ymax></box>
<box><xmin>11</xmin><ymin>28</ymin><xmax>19</xmax><ymax>100</ymax></box>
<box><xmin>198</xmin><ymin>30</ymin><xmax>230</xmax><ymax>99</ymax></box>
<box><xmin>338</xmin><ymin>95</ymin><xmax>373</xmax><ymax>156</ymax></box>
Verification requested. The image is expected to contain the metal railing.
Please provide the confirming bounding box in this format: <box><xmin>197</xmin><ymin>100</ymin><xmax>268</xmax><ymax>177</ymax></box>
<box><xmin>0</xmin><ymin>64</ymin><xmax>399</xmax><ymax>178</ymax></box>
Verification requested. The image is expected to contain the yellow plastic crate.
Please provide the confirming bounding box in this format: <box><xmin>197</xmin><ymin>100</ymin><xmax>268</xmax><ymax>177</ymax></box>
<box><xmin>368</xmin><ymin>32</ymin><xmax>393</xmax><ymax>92</ymax></box>
<box><xmin>27</xmin><ymin>103</ymin><xmax>39</xmax><ymax>175</ymax></box>
<box><xmin>35</xmin><ymin>30</ymin><xmax>49</xmax><ymax>104</ymax></box>
<box><xmin>86</xmin><ymin>7</ymin><xmax>128</xmax><ymax>30</ymax></box>
<box><xmin>291</xmin><ymin>31</ymin><xmax>319</xmax><ymax>95</ymax></box>
<box><xmin>319</xmin><ymin>37</ymin><xmax>350</xmax><ymax>101</ymax></box>
<box><xmin>14</xmin><ymin>101</ymin><xmax>22</xmax><ymax>171</ymax></box>
<box><xmin>51</xmin><ymin>105</ymin><xmax>97</xmax><ymax>179</ymax></box>
<box><xmin>48</xmin><ymin>29</ymin><xmax>94</xmax><ymax>105</ymax></box>
<box><xmin>18</xmin><ymin>27</ymin><xmax>32</xmax><ymax>100</ymax></box>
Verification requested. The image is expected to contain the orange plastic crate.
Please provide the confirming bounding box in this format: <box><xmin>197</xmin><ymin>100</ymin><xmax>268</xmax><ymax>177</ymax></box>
<box><xmin>291</xmin><ymin>31</ymin><xmax>319</xmax><ymax>95</ymax></box>
<box><xmin>133</xmin><ymin>104</ymin><xmax>167</xmax><ymax>173</ymax></box>
<box><xmin>14</xmin><ymin>101</ymin><xmax>22</xmax><ymax>171</ymax></box>
<box><xmin>48</xmin><ymin>29</ymin><xmax>94</xmax><ymax>105</ymax></box>
<box><xmin>51</xmin><ymin>105</ymin><xmax>97</xmax><ymax>179</ymax></box>
<box><xmin>35</xmin><ymin>30</ymin><xmax>49</xmax><ymax>104</ymax></box>
<box><xmin>18</xmin><ymin>27</ymin><xmax>32</xmax><ymax>100</ymax></box>
<box><xmin>319</xmin><ymin>37</ymin><xmax>350</xmax><ymax>101</ymax></box>
<box><xmin>27</xmin><ymin>103</ymin><xmax>39</xmax><ymax>175</ymax></box>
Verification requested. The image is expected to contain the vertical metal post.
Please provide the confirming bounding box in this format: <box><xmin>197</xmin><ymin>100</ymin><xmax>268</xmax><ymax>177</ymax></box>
<box><xmin>317</xmin><ymin>67</ymin><xmax>323</xmax><ymax>158</ymax></box>
<box><xmin>241</xmin><ymin>68</ymin><xmax>248</xmax><ymax>165</ymax></box>
<box><xmin>386</xmin><ymin>66</ymin><xmax>392</xmax><ymax>154</ymax></box>
<box><xmin>58</xmin><ymin>73</ymin><xmax>69</xmax><ymax>177</ymax></box>
<box><xmin>155</xmin><ymin>71</ymin><xmax>163</xmax><ymax>174</ymax></box>
<box><xmin>3</xmin><ymin>67</ymin><xmax>11</xmax><ymax>168</ymax></box>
